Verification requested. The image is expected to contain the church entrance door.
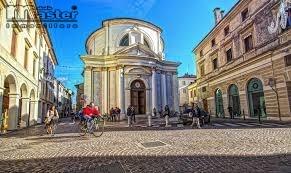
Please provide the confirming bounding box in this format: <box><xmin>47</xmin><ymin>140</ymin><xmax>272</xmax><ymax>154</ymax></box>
<box><xmin>130</xmin><ymin>80</ymin><xmax>146</xmax><ymax>114</ymax></box>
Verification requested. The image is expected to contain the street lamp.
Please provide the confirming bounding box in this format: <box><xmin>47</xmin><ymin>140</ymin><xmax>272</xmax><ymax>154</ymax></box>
<box><xmin>268</xmin><ymin>78</ymin><xmax>282</xmax><ymax>121</ymax></box>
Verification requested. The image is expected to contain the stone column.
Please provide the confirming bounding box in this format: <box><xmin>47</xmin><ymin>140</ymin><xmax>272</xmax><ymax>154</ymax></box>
<box><xmin>84</xmin><ymin>66</ymin><xmax>92</xmax><ymax>105</ymax></box>
<box><xmin>119</xmin><ymin>67</ymin><xmax>126</xmax><ymax>119</ymax></box>
<box><xmin>151</xmin><ymin>69</ymin><xmax>157</xmax><ymax>116</ymax></box>
<box><xmin>146</xmin><ymin>89</ymin><xmax>151</xmax><ymax>115</ymax></box>
<box><xmin>20</xmin><ymin>98</ymin><xmax>30</xmax><ymax>128</ymax></box>
<box><xmin>161</xmin><ymin>72</ymin><xmax>167</xmax><ymax>108</ymax></box>
<box><xmin>0</xmin><ymin>87</ymin><xmax>4</xmax><ymax>121</ymax></box>
<box><xmin>29</xmin><ymin>101</ymin><xmax>38</xmax><ymax>126</ymax></box>
<box><xmin>102</xmin><ymin>68</ymin><xmax>108</xmax><ymax>114</ymax></box>
<box><xmin>172</xmin><ymin>73</ymin><xmax>179</xmax><ymax>112</ymax></box>
<box><xmin>8</xmin><ymin>94</ymin><xmax>19</xmax><ymax>130</ymax></box>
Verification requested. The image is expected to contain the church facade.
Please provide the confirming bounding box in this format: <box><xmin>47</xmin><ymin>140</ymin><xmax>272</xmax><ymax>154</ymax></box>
<box><xmin>81</xmin><ymin>18</ymin><xmax>180</xmax><ymax>118</ymax></box>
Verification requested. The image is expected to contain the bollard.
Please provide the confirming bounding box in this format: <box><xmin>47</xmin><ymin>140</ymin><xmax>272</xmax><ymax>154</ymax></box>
<box><xmin>243</xmin><ymin>110</ymin><xmax>246</xmax><ymax>120</ymax></box>
<box><xmin>127</xmin><ymin>116</ymin><xmax>131</xmax><ymax>127</ymax></box>
<box><xmin>148</xmin><ymin>114</ymin><xmax>152</xmax><ymax>127</ymax></box>
<box><xmin>165</xmin><ymin>115</ymin><xmax>169</xmax><ymax>127</ymax></box>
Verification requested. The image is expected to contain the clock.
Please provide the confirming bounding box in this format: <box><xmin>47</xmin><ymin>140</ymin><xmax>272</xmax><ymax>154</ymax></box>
<box><xmin>135</xmin><ymin>82</ymin><xmax>141</xmax><ymax>88</ymax></box>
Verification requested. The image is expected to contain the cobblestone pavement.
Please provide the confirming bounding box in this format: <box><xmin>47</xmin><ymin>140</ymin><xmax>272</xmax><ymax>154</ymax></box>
<box><xmin>0</xmin><ymin>117</ymin><xmax>291</xmax><ymax>173</ymax></box>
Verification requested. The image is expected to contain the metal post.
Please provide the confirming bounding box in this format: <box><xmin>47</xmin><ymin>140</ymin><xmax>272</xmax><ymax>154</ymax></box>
<box><xmin>258</xmin><ymin>108</ymin><xmax>261</xmax><ymax>124</ymax></box>
<box><xmin>275</xmin><ymin>91</ymin><xmax>282</xmax><ymax>121</ymax></box>
<box><xmin>243</xmin><ymin>109</ymin><xmax>245</xmax><ymax>120</ymax></box>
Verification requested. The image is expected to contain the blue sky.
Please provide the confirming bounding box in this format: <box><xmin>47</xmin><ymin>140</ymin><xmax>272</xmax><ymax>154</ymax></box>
<box><xmin>36</xmin><ymin>0</ymin><xmax>238</xmax><ymax>99</ymax></box>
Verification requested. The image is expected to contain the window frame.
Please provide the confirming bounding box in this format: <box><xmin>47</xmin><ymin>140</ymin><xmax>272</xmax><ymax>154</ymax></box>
<box><xmin>24</xmin><ymin>46</ymin><xmax>29</xmax><ymax>70</ymax></box>
<box><xmin>119</xmin><ymin>34</ymin><xmax>129</xmax><ymax>46</ymax></box>
<box><xmin>213</xmin><ymin>58</ymin><xmax>218</xmax><ymax>70</ymax></box>
<box><xmin>241</xmin><ymin>8</ymin><xmax>249</xmax><ymax>22</ymax></box>
<box><xmin>285</xmin><ymin>55</ymin><xmax>291</xmax><ymax>67</ymax></box>
<box><xmin>211</xmin><ymin>39</ymin><xmax>216</xmax><ymax>47</ymax></box>
<box><xmin>244</xmin><ymin>35</ymin><xmax>253</xmax><ymax>53</ymax></box>
<box><xmin>224</xmin><ymin>26</ymin><xmax>230</xmax><ymax>36</ymax></box>
<box><xmin>200</xmin><ymin>64</ymin><xmax>205</xmax><ymax>76</ymax></box>
<box><xmin>226</xmin><ymin>48</ymin><xmax>233</xmax><ymax>63</ymax></box>
<box><xmin>11</xmin><ymin>29</ymin><xmax>18</xmax><ymax>58</ymax></box>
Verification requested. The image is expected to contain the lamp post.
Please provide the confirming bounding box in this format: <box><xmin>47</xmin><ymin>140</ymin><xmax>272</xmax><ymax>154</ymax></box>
<box><xmin>268</xmin><ymin>78</ymin><xmax>282</xmax><ymax>121</ymax></box>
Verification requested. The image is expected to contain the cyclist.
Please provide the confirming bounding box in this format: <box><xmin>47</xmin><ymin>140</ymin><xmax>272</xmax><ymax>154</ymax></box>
<box><xmin>82</xmin><ymin>102</ymin><xmax>100</xmax><ymax>128</ymax></box>
<box><xmin>45</xmin><ymin>105</ymin><xmax>59</xmax><ymax>135</ymax></box>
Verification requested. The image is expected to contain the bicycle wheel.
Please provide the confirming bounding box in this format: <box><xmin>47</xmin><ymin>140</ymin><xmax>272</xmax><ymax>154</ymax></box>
<box><xmin>79</xmin><ymin>121</ymin><xmax>87</xmax><ymax>136</ymax></box>
<box><xmin>92</xmin><ymin>118</ymin><xmax>104</xmax><ymax>137</ymax></box>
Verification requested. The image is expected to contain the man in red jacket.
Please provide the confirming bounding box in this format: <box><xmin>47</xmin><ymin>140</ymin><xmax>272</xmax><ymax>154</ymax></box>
<box><xmin>83</xmin><ymin>102</ymin><xmax>100</xmax><ymax>121</ymax></box>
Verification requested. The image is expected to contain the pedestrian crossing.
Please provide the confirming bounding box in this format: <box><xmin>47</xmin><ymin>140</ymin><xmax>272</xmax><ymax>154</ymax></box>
<box><xmin>212</xmin><ymin>122</ymin><xmax>288</xmax><ymax>128</ymax></box>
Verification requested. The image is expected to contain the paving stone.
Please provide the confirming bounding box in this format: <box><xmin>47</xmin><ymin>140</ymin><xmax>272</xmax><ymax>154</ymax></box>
<box><xmin>0</xmin><ymin>119</ymin><xmax>291</xmax><ymax>173</ymax></box>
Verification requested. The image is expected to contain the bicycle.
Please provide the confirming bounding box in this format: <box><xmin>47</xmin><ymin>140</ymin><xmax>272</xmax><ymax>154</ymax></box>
<box><xmin>79</xmin><ymin>116</ymin><xmax>105</xmax><ymax>137</ymax></box>
<box><xmin>45</xmin><ymin>118</ymin><xmax>58</xmax><ymax>136</ymax></box>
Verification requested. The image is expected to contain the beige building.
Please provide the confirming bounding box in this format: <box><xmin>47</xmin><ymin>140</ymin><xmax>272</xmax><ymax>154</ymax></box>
<box><xmin>178</xmin><ymin>73</ymin><xmax>196</xmax><ymax>106</ymax></box>
<box><xmin>82</xmin><ymin>18</ymin><xmax>180</xmax><ymax>118</ymax></box>
<box><xmin>193</xmin><ymin>0</ymin><xmax>291</xmax><ymax>120</ymax></box>
<box><xmin>188</xmin><ymin>82</ymin><xmax>198</xmax><ymax>107</ymax></box>
<box><xmin>75</xmin><ymin>83</ymin><xmax>84</xmax><ymax>111</ymax></box>
<box><xmin>0</xmin><ymin>0</ymin><xmax>59</xmax><ymax>130</ymax></box>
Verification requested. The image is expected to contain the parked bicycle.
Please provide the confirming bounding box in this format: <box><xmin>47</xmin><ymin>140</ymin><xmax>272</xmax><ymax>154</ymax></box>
<box><xmin>79</xmin><ymin>116</ymin><xmax>105</xmax><ymax>137</ymax></box>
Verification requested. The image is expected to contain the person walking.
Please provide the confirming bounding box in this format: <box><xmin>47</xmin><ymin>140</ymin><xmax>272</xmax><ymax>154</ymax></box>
<box><xmin>127</xmin><ymin>106</ymin><xmax>133</xmax><ymax>127</ymax></box>
<box><xmin>153</xmin><ymin>107</ymin><xmax>157</xmax><ymax>117</ymax></box>
<box><xmin>45</xmin><ymin>105</ymin><xmax>59</xmax><ymax>135</ymax></box>
<box><xmin>192</xmin><ymin>105</ymin><xmax>201</xmax><ymax>129</ymax></box>
<box><xmin>164</xmin><ymin>105</ymin><xmax>170</xmax><ymax>127</ymax></box>
<box><xmin>228</xmin><ymin>106</ymin><xmax>233</xmax><ymax>119</ymax></box>
<box><xmin>131</xmin><ymin>106</ymin><xmax>136</xmax><ymax>123</ymax></box>
<box><xmin>109</xmin><ymin>108</ymin><xmax>114</xmax><ymax>122</ymax></box>
<box><xmin>115</xmin><ymin>107</ymin><xmax>121</xmax><ymax>121</ymax></box>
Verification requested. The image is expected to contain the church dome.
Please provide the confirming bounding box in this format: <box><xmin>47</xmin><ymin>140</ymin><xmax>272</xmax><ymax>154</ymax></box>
<box><xmin>85</xmin><ymin>18</ymin><xmax>164</xmax><ymax>58</ymax></box>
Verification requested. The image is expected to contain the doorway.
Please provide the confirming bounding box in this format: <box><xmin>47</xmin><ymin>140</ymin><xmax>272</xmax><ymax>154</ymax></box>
<box><xmin>130</xmin><ymin>80</ymin><xmax>146</xmax><ymax>114</ymax></box>
<box><xmin>247</xmin><ymin>78</ymin><xmax>266</xmax><ymax>117</ymax></box>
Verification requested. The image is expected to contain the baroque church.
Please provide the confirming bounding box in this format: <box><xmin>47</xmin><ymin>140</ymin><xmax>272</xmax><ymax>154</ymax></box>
<box><xmin>81</xmin><ymin>18</ymin><xmax>180</xmax><ymax>118</ymax></box>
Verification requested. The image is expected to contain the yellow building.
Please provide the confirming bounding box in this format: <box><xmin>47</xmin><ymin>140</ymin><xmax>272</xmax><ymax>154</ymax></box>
<box><xmin>187</xmin><ymin>82</ymin><xmax>198</xmax><ymax>107</ymax></box>
<box><xmin>193</xmin><ymin>0</ymin><xmax>291</xmax><ymax>120</ymax></box>
<box><xmin>0</xmin><ymin>0</ymin><xmax>57</xmax><ymax>130</ymax></box>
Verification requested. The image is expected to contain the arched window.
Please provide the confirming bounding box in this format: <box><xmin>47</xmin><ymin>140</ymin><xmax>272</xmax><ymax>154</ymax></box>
<box><xmin>215</xmin><ymin>89</ymin><xmax>224</xmax><ymax>117</ymax></box>
<box><xmin>119</xmin><ymin>34</ymin><xmax>129</xmax><ymax>46</ymax></box>
<box><xmin>144</xmin><ymin>38</ymin><xmax>150</xmax><ymax>48</ymax></box>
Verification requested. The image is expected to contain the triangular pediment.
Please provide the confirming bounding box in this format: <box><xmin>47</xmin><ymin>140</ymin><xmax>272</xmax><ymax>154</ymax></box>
<box><xmin>114</xmin><ymin>43</ymin><xmax>159</xmax><ymax>58</ymax></box>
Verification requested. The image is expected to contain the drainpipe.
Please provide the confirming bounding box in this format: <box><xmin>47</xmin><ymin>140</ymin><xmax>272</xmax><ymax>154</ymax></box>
<box><xmin>270</xmin><ymin>53</ymin><xmax>282</xmax><ymax>121</ymax></box>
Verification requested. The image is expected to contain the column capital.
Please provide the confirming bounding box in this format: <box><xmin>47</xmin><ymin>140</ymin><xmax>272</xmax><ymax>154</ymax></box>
<box><xmin>85</xmin><ymin>66</ymin><xmax>93</xmax><ymax>71</ymax></box>
<box><xmin>172</xmin><ymin>71</ymin><xmax>178</xmax><ymax>75</ymax></box>
<box><xmin>8</xmin><ymin>93</ymin><xmax>20</xmax><ymax>98</ymax></box>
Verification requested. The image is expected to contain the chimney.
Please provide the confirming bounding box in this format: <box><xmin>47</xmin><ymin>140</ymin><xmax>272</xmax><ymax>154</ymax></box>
<box><xmin>221</xmin><ymin>10</ymin><xmax>225</xmax><ymax>18</ymax></box>
<box><xmin>213</xmin><ymin>7</ymin><xmax>223</xmax><ymax>24</ymax></box>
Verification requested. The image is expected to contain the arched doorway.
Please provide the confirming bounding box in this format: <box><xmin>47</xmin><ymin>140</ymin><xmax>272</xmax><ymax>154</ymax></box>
<box><xmin>2</xmin><ymin>75</ymin><xmax>17</xmax><ymax>130</ymax></box>
<box><xmin>130</xmin><ymin>80</ymin><xmax>146</xmax><ymax>114</ymax></box>
<box><xmin>228</xmin><ymin>84</ymin><xmax>241</xmax><ymax>117</ymax></box>
<box><xmin>247</xmin><ymin>78</ymin><xmax>266</xmax><ymax>117</ymax></box>
<box><xmin>215</xmin><ymin>89</ymin><xmax>224</xmax><ymax>117</ymax></box>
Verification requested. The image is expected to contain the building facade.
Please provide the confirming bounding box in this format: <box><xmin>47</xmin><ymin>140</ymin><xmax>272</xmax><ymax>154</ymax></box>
<box><xmin>56</xmin><ymin>82</ymin><xmax>72</xmax><ymax>118</ymax></box>
<box><xmin>188</xmin><ymin>82</ymin><xmax>198</xmax><ymax>107</ymax></box>
<box><xmin>82</xmin><ymin>18</ymin><xmax>180</xmax><ymax>118</ymax></box>
<box><xmin>0</xmin><ymin>0</ymin><xmax>51</xmax><ymax>130</ymax></box>
<box><xmin>178</xmin><ymin>73</ymin><xmax>196</xmax><ymax>106</ymax></box>
<box><xmin>0</xmin><ymin>0</ymin><xmax>72</xmax><ymax>130</ymax></box>
<box><xmin>75</xmin><ymin>83</ymin><xmax>84</xmax><ymax>111</ymax></box>
<box><xmin>193</xmin><ymin>0</ymin><xmax>291</xmax><ymax>120</ymax></box>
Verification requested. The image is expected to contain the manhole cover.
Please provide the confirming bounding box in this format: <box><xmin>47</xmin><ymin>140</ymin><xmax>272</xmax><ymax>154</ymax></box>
<box><xmin>16</xmin><ymin>144</ymin><xmax>31</xmax><ymax>150</ymax></box>
<box><xmin>141</xmin><ymin>141</ymin><xmax>167</xmax><ymax>148</ymax></box>
<box><xmin>77</xmin><ymin>162</ymin><xmax>125</xmax><ymax>173</ymax></box>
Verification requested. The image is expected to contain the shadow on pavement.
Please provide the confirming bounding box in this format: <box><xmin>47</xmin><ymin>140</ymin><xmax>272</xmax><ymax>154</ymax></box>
<box><xmin>0</xmin><ymin>154</ymin><xmax>290</xmax><ymax>173</ymax></box>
